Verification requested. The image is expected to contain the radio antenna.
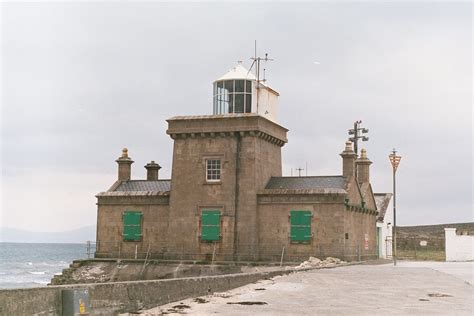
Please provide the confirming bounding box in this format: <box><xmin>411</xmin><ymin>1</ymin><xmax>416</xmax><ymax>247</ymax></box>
<box><xmin>248</xmin><ymin>41</ymin><xmax>273</xmax><ymax>113</ymax></box>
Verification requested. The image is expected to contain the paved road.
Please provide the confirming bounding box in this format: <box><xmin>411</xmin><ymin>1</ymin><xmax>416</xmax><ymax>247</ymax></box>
<box><xmin>141</xmin><ymin>262</ymin><xmax>473</xmax><ymax>315</ymax></box>
<box><xmin>391</xmin><ymin>261</ymin><xmax>473</xmax><ymax>285</ymax></box>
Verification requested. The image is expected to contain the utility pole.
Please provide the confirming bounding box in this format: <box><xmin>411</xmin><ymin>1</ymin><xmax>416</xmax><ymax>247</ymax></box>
<box><xmin>389</xmin><ymin>149</ymin><xmax>402</xmax><ymax>266</ymax></box>
<box><xmin>348</xmin><ymin>120</ymin><xmax>369</xmax><ymax>156</ymax></box>
<box><xmin>296</xmin><ymin>168</ymin><xmax>304</xmax><ymax>177</ymax></box>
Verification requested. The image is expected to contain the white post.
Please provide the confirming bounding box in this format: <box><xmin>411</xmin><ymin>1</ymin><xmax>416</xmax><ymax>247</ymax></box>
<box><xmin>211</xmin><ymin>243</ymin><xmax>217</xmax><ymax>266</ymax></box>
<box><xmin>280</xmin><ymin>247</ymin><xmax>285</xmax><ymax>267</ymax></box>
<box><xmin>135</xmin><ymin>244</ymin><xmax>138</xmax><ymax>259</ymax></box>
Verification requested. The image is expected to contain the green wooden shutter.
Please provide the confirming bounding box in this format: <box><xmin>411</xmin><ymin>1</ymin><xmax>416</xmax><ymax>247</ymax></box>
<box><xmin>123</xmin><ymin>211</ymin><xmax>142</xmax><ymax>241</ymax></box>
<box><xmin>290</xmin><ymin>210</ymin><xmax>312</xmax><ymax>242</ymax></box>
<box><xmin>201</xmin><ymin>210</ymin><xmax>221</xmax><ymax>241</ymax></box>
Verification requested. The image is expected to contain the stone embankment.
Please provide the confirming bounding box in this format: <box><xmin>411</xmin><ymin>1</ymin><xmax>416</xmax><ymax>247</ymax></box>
<box><xmin>51</xmin><ymin>259</ymin><xmax>282</xmax><ymax>285</ymax></box>
<box><xmin>1</xmin><ymin>257</ymin><xmax>350</xmax><ymax>315</ymax></box>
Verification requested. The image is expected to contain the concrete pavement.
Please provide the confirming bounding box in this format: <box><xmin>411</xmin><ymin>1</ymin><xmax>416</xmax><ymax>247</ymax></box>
<box><xmin>390</xmin><ymin>261</ymin><xmax>473</xmax><ymax>285</ymax></box>
<box><xmin>139</xmin><ymin>262</ymin><xmax>473</xmax><ymax>315</ymax></box>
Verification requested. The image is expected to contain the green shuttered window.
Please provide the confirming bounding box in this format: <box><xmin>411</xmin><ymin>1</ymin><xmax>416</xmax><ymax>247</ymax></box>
<box><xmin>290</xmin><ymin>210</ymin><xmax>312</xmax><ymax>242</ymax></box>
<box><xmin>123</xmin><ymin>211</ymin><xmax>142</xmax><ymax>241</ymax></box>
<box><xmin>201</xmin><ymin>210</ymin><xmax>221</xmax><ymax>241</ymax></box>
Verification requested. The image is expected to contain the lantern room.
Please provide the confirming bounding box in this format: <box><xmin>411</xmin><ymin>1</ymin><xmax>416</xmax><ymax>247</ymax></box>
<box><xmin>213</xmin><ymin>61</ymin><xmax>280</xmax><ymax>122</ymax></box>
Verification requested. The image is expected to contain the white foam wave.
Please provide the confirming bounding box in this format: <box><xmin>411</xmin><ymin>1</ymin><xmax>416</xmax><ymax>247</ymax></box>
<box><xmin>34</xmin><ymin>281</ymin><xmax>49</xmax><ymax>285</ymax></box>
<box><xmin>29</xmin><ymin>271</ymin><xmax>46</xmax><ymax>275</ymax></box>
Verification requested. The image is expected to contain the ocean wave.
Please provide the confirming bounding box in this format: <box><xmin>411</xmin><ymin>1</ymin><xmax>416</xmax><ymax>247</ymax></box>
<box><xmin>34</xmin><ymin>280</ymin><xmax>49</xmax><ymax>285</ymax></box>
<box><xmin>29</xmin><ymin>271</ymin><xmax>46</xmax><ymax>275</ymax></box>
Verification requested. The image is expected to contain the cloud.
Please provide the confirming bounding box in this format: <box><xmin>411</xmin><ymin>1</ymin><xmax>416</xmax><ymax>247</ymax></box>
<box><xmin>1</xmin><ymin>2</ymin><xmax>471</xmax><ymax>230</ymax></box>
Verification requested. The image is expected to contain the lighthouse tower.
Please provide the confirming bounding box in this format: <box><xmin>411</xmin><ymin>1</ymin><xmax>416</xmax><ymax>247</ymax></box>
<box><xmin>212</xmin><ymin>61</ymin><xmax>280</xmax><ymax>123</ymax></box>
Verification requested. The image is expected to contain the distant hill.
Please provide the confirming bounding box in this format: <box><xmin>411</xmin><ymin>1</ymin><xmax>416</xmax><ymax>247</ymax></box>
<box><xmin>396</xmin><ymin>222</ymin><xmax>474</xmax><ymax>259</ymax></box>
<box><xmin>0</xmin><ymin>225</ymin><xmax>96</xmax><ymax>243</ymax></box>
<box><xmin>398</xmin><ymin>222</ymin><xmax>474</xmax><ymax>239</ymax></box>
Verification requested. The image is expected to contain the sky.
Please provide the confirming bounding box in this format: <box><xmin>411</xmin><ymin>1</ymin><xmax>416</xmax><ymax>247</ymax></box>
<box><xmin>1</xmin><ymin>1</ymin><xmax>472</xmax><ymax>232</ymax></box>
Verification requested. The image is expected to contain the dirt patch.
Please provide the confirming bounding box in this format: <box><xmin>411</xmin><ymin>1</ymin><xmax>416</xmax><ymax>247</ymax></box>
<box><xmin>193</xmin><ymin>297</ymin><xmax>209</xmax><ymax>304</ymax></box>
<box><xmin>227</xmin><ymin>301</ymin><xmax>268</xmax><ymax>305</ymax></box>
<box><xmin>428</xmin><ymin>293</ymin><xmax>453</xmax><ymax>297</ymax></box>
<box><xmin>172</xmin><ymin>304</ymin><xmax>190</xmax><ymax>309</ymax></box>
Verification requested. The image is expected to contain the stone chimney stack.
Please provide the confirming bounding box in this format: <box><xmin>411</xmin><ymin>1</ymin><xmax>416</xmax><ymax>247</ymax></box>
<box><xmin>356</xmin><ymin>148</ymin><xmax>372</xmax><ymax>184</ymax></box>
<box><xmin>116</xmin><ymin>148</ymin><xmax>134</xmax><ymax>181</ymax></box>
<box><xmin>340</xmin><ymin>141</ymin><xmax>357</xmax><ymax>178</ymax></box>
<box><xmin>145</xmin><ymin>161</ymin><xmax>161</xmax><ymax>181</ymax></box>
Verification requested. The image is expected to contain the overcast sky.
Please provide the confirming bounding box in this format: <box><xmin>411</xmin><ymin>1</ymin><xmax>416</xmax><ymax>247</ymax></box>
<box><xmin>1</xmin><ymin>1</ymin><xmax>472</xmax><ymax>232</ymax></box>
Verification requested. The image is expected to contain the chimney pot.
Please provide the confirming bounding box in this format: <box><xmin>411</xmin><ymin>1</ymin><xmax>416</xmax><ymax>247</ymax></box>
<box><xmin>340</xmin><ymin>141</ymin><xmax>357</xmax><ymax>178</ymax></box>
<box><xmin>145</xmin><ymin>161</ymin><xmax>162</xmax><ymax>181</ymax></box>
<box><xmin>355</xmin><ymin>148</ymin><xmax>372</xmax><ymax>184</ymax></box>
<box><xmin>116</xmin><ymin>148</ymin><xmax>134</xmax><ymax>181</ymax></box>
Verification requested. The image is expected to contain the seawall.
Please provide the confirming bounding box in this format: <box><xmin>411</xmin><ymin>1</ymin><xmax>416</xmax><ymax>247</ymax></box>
<box><xmin>0</xmin><ymin>269</ymin><xmax>294</xmax><ymax>315</ymax></box>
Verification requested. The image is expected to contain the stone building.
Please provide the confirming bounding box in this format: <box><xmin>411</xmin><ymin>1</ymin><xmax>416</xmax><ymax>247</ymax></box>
<box><xmin>95</xmin><ymin>63</ymin><xmax>380</xmax><ymax>262</ymax></box>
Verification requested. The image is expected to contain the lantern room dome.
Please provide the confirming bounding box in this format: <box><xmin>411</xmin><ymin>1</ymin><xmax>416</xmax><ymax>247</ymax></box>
<box><xmin>215</xmin><ymin>62</ymin><xmax>256</xmax><ymax>81</ymax></box>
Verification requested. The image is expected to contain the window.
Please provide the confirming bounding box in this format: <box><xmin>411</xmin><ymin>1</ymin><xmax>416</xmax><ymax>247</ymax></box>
<box><xmin>290</xmin><ymin>210</ymin><xmax>312</xmax><ymax>243</ymax></box>
<box><xmin>206</xmin><ymin>159</ymin><xmax>221</xmax><ymax>182</ymax></box>
<box><xmin>213</xmin><ymin>79</ymin><xmax>252</xmax><ymax>114</ymax></box>
<box><xmin>201</xmin><ymin>210</ymin><xmax>221</xmax><ymax>241</ymax></box>
<box><xmin>123</xmin><ymin>211</ymin><xmax>142</xmax><ymax>241</ymax></box>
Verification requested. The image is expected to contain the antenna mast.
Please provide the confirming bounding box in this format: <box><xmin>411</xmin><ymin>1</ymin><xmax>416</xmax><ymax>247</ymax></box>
<box><xmin>248</xmin><ymin>41</ymin><xmax>273</xmax><ymax>114</ymax></box>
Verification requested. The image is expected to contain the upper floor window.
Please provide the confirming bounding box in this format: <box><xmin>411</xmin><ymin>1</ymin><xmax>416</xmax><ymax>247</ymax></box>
<box><xmin>206</xmin><ymin>159</ymin><xmax>221</xmax><ymax>182</ymax></box>
<box><xmin>213</xmin><ymin>80</ymin><xmax>252</xmax><ymax>115</ymax></box>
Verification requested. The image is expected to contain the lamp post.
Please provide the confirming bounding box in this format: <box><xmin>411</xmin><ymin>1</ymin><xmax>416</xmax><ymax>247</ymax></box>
<box><xmin>389</xmin><ymin>149</ymin><xmax>401</xmax><ymax>266</ymax></box>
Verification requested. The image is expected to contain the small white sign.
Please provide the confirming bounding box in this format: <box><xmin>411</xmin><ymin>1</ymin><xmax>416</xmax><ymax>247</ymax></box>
<box><xmin>420</xmin><ymin>240</ymin><xmax>428</xmax><ymax>247</ymax></box>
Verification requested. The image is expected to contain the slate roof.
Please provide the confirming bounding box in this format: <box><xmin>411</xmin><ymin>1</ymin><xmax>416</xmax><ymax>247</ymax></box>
<box><xmin>96</xmin><ymin>180</ymin><xmax>171</xmax><ymax>197</ymax></box>
<box><xmin>374</xmin><ymin>193</ymin><xmax>392</xmax><ymax>222</ymax></box>
<box><xmin>265</xmin><ymin>176</ymin><xmax>346</xmax><ymax>190</ymax></box>
<box><xmin>114</xmin><ymin>180</ymin><xmax>171</xmax><ymax>192</ymax></box>
<box><xmin>262</xmin><ymin>176</ymin><xmax>347</xmax><ymax>194</ymax></box>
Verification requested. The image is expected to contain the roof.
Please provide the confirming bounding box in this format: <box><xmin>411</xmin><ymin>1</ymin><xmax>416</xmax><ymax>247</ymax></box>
<box><xmin>215</xmin><ymin>63</ymin><xmax>256</xmax><ymax>81</ymax></box>
<box><xmin>96</xmin><ymin>180</ymin><xmax>171</xmax><ymax>197</ymax></box>
<box><xmin>374</xmin><ymin>193</ymin><xmax>392</xmax><ymax>222</ymax></box>
<box><xmin>262</xmin><ymin>176</ymin><xmax>347</xmax><ymax>194</ymax></box>
<box><xmin>115</xmin><ymin>180</ymin><xmax>171</xmax><ymax>192</ymax></box>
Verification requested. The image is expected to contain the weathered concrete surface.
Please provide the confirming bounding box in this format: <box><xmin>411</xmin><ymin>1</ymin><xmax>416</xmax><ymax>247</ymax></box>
<box><xmin>0</xmin><ymin>268</ymin><xmax>295</xmax><ymax>315</ymax></box>
<box><xmin>142</xmin><ymin>263</ymin><xmax>474</xmax><ymax>315</ymax></box>
<box><xmin>392</xmin><ymin>261</ymin><xmax>474</xmax><ymax>285</ymax></box>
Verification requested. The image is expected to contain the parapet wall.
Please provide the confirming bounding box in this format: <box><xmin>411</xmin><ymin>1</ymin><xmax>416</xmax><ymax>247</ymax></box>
<box><xmin>0</xmin><ymin>269</ymin><xmax>293</xmax><ymax>315</ymax></box>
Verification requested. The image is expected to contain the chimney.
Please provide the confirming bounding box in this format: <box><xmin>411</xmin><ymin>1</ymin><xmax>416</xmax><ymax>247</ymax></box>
<box><xmin>356</xmin><ymin>148</ymin><xmax>372</xmax><ymax>184</ymax></box>
<box><xmin>116</xmin><ymin>148</ymin><xmax>134</xmax><ymax>181</ymax></box>
<box><xmin>340</xmin><ymin>141</ymin><xmax>357</xmax><ymax>178</ymax></box>
<box><xmin>145</xmin><ymin>161</ymin><xmax>161</xmax><ymax>180</ymax></box>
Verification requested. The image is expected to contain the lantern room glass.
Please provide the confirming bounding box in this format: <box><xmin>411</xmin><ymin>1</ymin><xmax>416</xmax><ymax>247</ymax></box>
<box><xmin>213</xmin><ymin>80</ymin><xmax>252</xmax><ymax>115</ymax></box>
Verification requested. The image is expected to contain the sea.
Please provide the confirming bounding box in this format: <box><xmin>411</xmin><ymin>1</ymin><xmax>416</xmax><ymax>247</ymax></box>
<box><xmin>0</xmin><ymin>242</ymin><xmax>94</xmax><ymax>289</ymax></box>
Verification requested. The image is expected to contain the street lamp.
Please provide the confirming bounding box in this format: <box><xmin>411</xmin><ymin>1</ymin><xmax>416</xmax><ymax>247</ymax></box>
<box><xmin>389</xmin><ymin>149</ymin><xmax>401</xmax><ymax>266</ymax></box>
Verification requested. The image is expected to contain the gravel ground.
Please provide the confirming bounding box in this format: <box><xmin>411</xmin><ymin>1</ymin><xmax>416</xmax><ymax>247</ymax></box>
<box><xmin>137</xmin><ymin>262</ymin><xmax>473</xmax><ymax>315</ymax></box>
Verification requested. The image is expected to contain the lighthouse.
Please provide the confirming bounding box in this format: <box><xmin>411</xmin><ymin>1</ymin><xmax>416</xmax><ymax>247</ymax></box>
<box><xmin>212</xmin><ymin>61</ymin><xmax>280</xmax><ymax>122</ymax></box>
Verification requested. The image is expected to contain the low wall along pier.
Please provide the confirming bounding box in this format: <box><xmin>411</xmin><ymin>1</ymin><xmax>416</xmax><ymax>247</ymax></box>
<box><xmin>0</xmin><ymin>269</ymin><xmax>294</xmax><ymax>315</ymax></box>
